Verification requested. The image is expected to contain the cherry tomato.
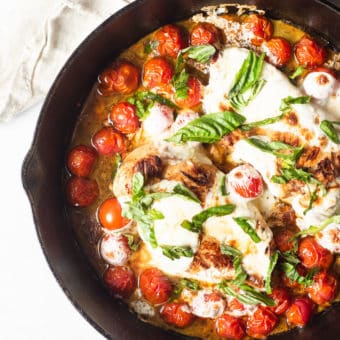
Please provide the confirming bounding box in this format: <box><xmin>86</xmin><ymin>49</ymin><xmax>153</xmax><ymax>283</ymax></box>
<box><xmin>269</xmin><ymin>287</ymin><xmax>292</xmax><ymax>315</ymax></box>
<box><xmin>244</xmin><ymin>14</ymin><xmax>273</xmax><ymax>46</ymax></box>
<box><xmin>143</xmin><ymin>57</ymin><xmax>174</xmax><ymax>91</ymax></box>
<box><xmin>307</xmin><ymin>271</ymin><xmax>338</xmax><ymax>305</ymax></box>
<box><xmin>160</xmin><ymin>302</ymin><xmax>195</xmax><ymax>328</ymax></box>
<box><xmin>294</xmin><ymin>36</ymin><xmax>327</xmax><ymax>67</ymax></box>
<box><xmin>274</xmin><ymin>229</ymin><xmax>295</xmax><ymax>253</ymax></box>
<box><xmin>298</xmin><ymin>236</ymin><xmax>334</xmax><ymax>270</ymax></box>
<box><xmin>67</xmin><ymin>145</ymin><xmax>97</xmax><ymax>177</ymax></box>
<box><xmin>103</xmin><ymin>266</ymin><xmax>136</xmax><ymax>298</ymax></box>
<box><xmin>246</xmin><ymin>306</ymin><xmax>277</xmax><ymax>339</ymax></box>
<box><xmin>190</xmin><ymin>23</ymin><xmax>218</xmax><ymax>46</ymax></box>
<box><xmin>139</xmin><ymin>268</ymin><xmax>172</xmax><ymax>305</ymax></box>
<box><xmin>98</xmin><ymin>198</ymin><xmax>129</xmax><ymax>230</ymax></box>
<box><xmin>228</xmin><ymin>298</ymin><xmax>246</xmax><ymax>314</ymax></box>
<box><xmin>286</xmin><ymin>297</ymin><xmax>314</xmax><ymax>327</ymax></box>
<box><xmin>215</xmin><ymin>314</ymin><xmax>246</xmax><ymax>340</ymax></box>
<box><xmin>66</xmin><ymin>176</ymin><xmax>99</xmax><ymax>207</ymax></box>
<box><xmin>109</xmin><ymin>102</ymin><xmax>139</xmax><ymax>134</ymax></box>
<box><xmin>174</xmin><ymin>76</ymin><xmax>202</xmax><ymax>108</ymax></box>
<box><xmin>98</xmin><ymin>62</ymin><xmax>139</xmax><ymax>95</ymax></box>
<box><xmin>100</xmin><ymin>233</ymin><xmax>131</xmax><ymax>266</ymax></box>
<box><xmin>154</xmin><ymin>24</ymin><xmax>186</xmax><ymax>58</ymax></box>
<box><xmin>228</xmin><ymin>164</ymin><xmax>264</xmax><ymax>199</ymax></box>
<box><xmin>264</xmin><ymin>38</ymin><xmax>292</xmax><ymax>67</ymax></box>
<box><xmin>92</xmin><ymin>127</ymin><xmax>126</xmax><ymax>156</ymax></box>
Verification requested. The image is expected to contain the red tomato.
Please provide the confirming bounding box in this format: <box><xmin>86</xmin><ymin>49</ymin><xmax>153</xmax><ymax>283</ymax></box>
<box><xmin>215</xmin><ymin>314</ymin><xmax>246</xmax><ymax>340</ymax></box>
<box><xmin>246</xmin><ymin>306</ymin><xmax>277</xmax><ymax>338</ymax></box>
<box><xmin>154</xmin><ymin>24</ymin><xmax>186</xmax><ymax>58</ymax></box>
<box><xmin>190</xmin><ymin>23</ymin><xmax>218</xmax><ymax>46</ymax></box>
<box><xmin>244</xmin><ymin>14</ymin><xmax>273</xmax><ymax>46</ymax></box>
<box><xmin>228</xmin><ymin>298</ymin><xmax>245</xmax><ymax>314</ymax></box>
<box><xmin>298</xmin><ymin>236</ymin><xmax>334</xmax><ymax>270</ymax></box>
<box><xmin>92</xmin><ymin>127</ymin><xmax>126</xmax><ymax>156</ymax></box>
<box><xmin>294</xmin><ymin>36</ymin><xmax>327</xmax><ymax>67</ymax></box>
<box><xmin>103</xmin><ymin>266</ymin><xmax>136</xmax><ymax>298</ymax></box>
<box><xmin>66</xmin><ymin>176</ymin><xmax>99</xmax><ymax>207</ymax></box>
<box><xmin>143</xmin><ymin>57</ymin><xmax>174</xmax><ymax>91</ymax></box>
<box><xmin>228</xmin><ymin>164</ymin><xmax>264</xmax><ymax>199</ymax></box>
<box><xmin>139</xmin><ymin>268</ymin><xmax>172</xmax><ymax>305</ymax></box>
<box><xmin>109</xmin><ymin>102</ymin><xmax>139</xmax><ymax>134</ymax></box>
<box><xmin>67</xmin><ymin>145</ymin><xmax>97</xmax><ymax>177</ymax></box>
<box><xmin>98</xmin><ymin>198</ymin><xmax>129</xmax><ymax>230</ymax></box>
<box><xmin>264</xmin><ymin>38</ymin><xmax>292</xmax><ymax>67</ymax></box>
<box><xmin>307</xmin><ymin>271</ymin><xmax>338</xmax><ymax>305</ymax></box>
<box><xmin>160</xmin><ymin>302</ymin><xmax>195</xmax><ymax>328</ymax></box>
<box><xmin>286</xmin><ymin>297</ymin><xmax>314</xmax><ymax>327</ymax></box>
<box><xmin>98</xmin><ymin>62</ymin><xmax>139</xmax><ymax>95</ymax></box>
<box><xmin>174</xmin><ymin>76</ymin><xmax>202</xmax><ymax>108</ymax></box>
<box><xmin>274</xmin><ymin>229</ymin><xmax>295</xmax><ymax>253</ymax></box>
<box><xmin>269</xmin><ymin>287</ymin><xmax>292</xmax><ymax>315</ymax></box>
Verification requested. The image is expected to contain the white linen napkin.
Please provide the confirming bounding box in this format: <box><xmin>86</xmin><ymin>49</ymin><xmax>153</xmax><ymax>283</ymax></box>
<box><xmin>0</xmin><ymin>0</ymin><xmax>133</xmax><ymax>122</ymax></box>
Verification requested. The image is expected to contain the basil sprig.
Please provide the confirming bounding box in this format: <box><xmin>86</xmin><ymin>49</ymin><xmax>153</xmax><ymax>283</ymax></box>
<box><xmin>166</xmin><ymin>111</ymin><xmax>246</xmax><ymax>144</ymax></box>
<box><xmin>320</xmin><ymin>120</ymin><xmax>340</xmax><ymax>144</ymax></box>
<box><xmin>280</xmin><ymin>95</ymin><xmax>310</xmax><ymax>113</ymax></box>
<box><xmin>172</xmin><ymin>53</ymin><xmax>190</xmax><ymax>100</ymax></box>
<box><xmin>289</xmin><ymin>66</ymin><xmax>305</xmax><ymax>80</ymax></box>
<box><xmin>219</xmin><ymin>175</ymin><xmax>229</xmax><ymax>196</ymax></box>
<box><xmin>181</xmin><ymin>44</ymin><xmax>216</xmax><ymax>64</ymax></box>
<box><xmin>265</xmin><ymin>251</ymin><xmax>279</xmax><ymax>294</ymax></box>
<box><xmin>233</xmin><ymin>217</ymin><xmax>261</xmax><ymax>243</ymax></box>
<box><xmin>240</xmin><ymin>114</ymin><xmax>284</xmax><ymax>131</ymax></box>
<box><xmin>281</xmin><ymin>262</ymin><xmax>319</xmax><ymax>286</ymax></box>
<box><xmin>161</xmin><ymin>245</ymin><xmax>194</xmax><ymax>260</ymax></box>
<box><xmin>172</xmin><ymin>278</ymin><xmax>201</xmax><ymax>299</ymax></box>
<box><xmin>123</xmin><ymin>233</ymin><xmax>140</xmax><ymax>251</ymax></box>
<box><xmin>173</xmin><ymin>183</ymin><xmax>200</xmax><ymax>203</ymax></box>
<box><xmin>294</xmin><ymin>215</ymin><xmax>340</xmax><ymax>238</ymax></box>
<box><xmin>181</xmin><ymin>204</ymin><xmax>236</xmax><ymax>233</ymax></box>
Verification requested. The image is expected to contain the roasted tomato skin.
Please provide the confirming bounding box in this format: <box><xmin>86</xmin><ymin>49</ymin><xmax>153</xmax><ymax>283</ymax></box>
<box><xmin>190</xmin><ymin>23</ymin><xmax>218</xmax><ymax>46</ymax></box>
<box><xmin>307</xmin><ymin>271</ymin><xmax>338</xmax><ymax>305</ymax></box>
<box><xmin>246</xmin><ymin>306</ymin><xmax>278</xmax><ymax>338</ymax></box>
<box><xmin>66</xmin><ymin>176</ymin><xmax>99</xmax><ymax>207</ymax></box>
<box><xmin>103</xmin><ymin>266</ymin><xmax>136</xmax><ymax>298</ymax></box>
<box><xmin>98</xmin><ymin>62</ymin><xmax>139</xmax><ymax>95</ymax></box>
<box><xmin>174</xmin><ymin>76</ymin><xmax>202</xmax><ymax>108</ymax></box>
<box><xmin>143</xmin><ymin>57</ymin><xmax>174</xmax><ymax>91</ymax></box>
<box><xmin>298</xmin><ymin>236</ymin><xmax>334</xmax><ymax>270</ymax></box>
<box><xmin>160</xmin><ymin>302</ymin><xmax>195</xmax><ymax>328</ymax></box>
<box><xmin>139</xmin><ymin>268</ymin><xmax>172</xmax><ymax>305</ymax></box>
<box><xmin>67</xmin><ymin>145</ymin><xmax>97</xmax><ymax>177</ymax></box>
<box><xmin>244</xmin><ymin>14</ymin><xmax>273</xmax><ymax>46</ymax></box>
<box><xmin>92</xmin><ymin>127</ymin><xmax>126</xmax><ymax>156</ymax></box>
<box><xmin>98</xmin><ymin>197</ymin><xmax>129</xmax><ymax>230</ymax></box>
<box><xmin>109</xmin><ymin>102</ymin><xmax>139</xmax><ymax>134</ymax></box>
<box><xmin>154</xmin><ymin>24</ymin><xmax>186</xmax><ymax>58</ymax></box>
<box><xmin>269</xmin><ymin>287</ymin><xmax>292</xmax><ymax>315</ymax></box>
<box><xmin>286</xmin><ymin>297</ymin><xmax>314</xmax><ymax>327</ymax></box>
<box><xmin>274</xmin><ymin>229</ymin><xmax>295</xmax><ymax>253</ymax></box>
<box><xmin>215</xmin><ymin>314</ymin><xmax>246</xmax><ymax>340</ymax></box>
<box><xmin>294</xmin><ymin>36</ymin><xmax>327</xmax><ymax>67</ymax></box>
<box><xmin>264</xmin><ymin>38</ymin><xmax>292</xmax><ymax>66</ymax></box>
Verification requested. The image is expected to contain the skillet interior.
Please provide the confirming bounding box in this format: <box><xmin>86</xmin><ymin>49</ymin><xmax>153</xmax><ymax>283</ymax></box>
<box><xmin>22</xmin><ymin>0</ymin><xmax>340</xmax><ymax>339</ymax></box>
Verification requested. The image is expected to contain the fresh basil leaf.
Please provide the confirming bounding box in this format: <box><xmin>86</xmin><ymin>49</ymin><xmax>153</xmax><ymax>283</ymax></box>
<box><xmin>294</xmin><ymin>215</ymin><xmax>340</xmax><ymax>238</ymax></box>
<box><xmin>166</xmin><ymin>111</ymin><xmax>246</xmax><ymax>144</ymax></box>
<box><xmin>161</xmin><ymin>245</ymin><xmax>194</xmax><ymax>260</ymax></box>
<box><xmin>123</xmin><ymin>233</ymin><xmax>139</xmax><ymax>251</ymax></box>
<box><xmin>132</xmin><ymin>172</ymin><xmax>145</xmax><ymax>201</ymax></box>
<box><xmin>181</xmin><ymin>44</ymin><xmax>216</xmax><ymax>63</ymax></box>
<box><xmin>233</xmin><ymin>217</ymin><xmax>261</xmax><ymax>243</ymax></box>
<box><xmin>240</xmin><ymin>113</ymin><xmax>284</xmax><ymax>131</ymax></box>
<box><xmin>239</xmin><ymin>284</ymin><xmax>276</xmax><ymax>306</ymax></box>
<box><xmin>136</xmin><ymin>91</ymin><xmax>177</xmax><ymax>108</ymax></box>
<box><xmin>280</xmin><ymin>95</ymin><xmax>310</xmax><ymax>113</ymax></box>
<box><xmin>172</xmin><ymin>278</ymin><xmax>201</xmax><ymax>299</ymax></box>
<box><xmin>172</xmin><ymin>53</ymin><xmax>190</xmax><ymax>100</ymax></box>
<box><xmin>148</xmin><ymin>209</ymin><xmax>164</xmax><ymax>220</ymax></box>
<box><xmin>289</xmin><ymin>66</ymin><xmax>305</xmax><ymax>80</ymax></box>
<box><xmin>303</xmin><ymin>184</ymin><xmax>320</xmax><ymax>215</ymax></box>
<box><xmin>265</xmin><ymin>251</ymin><xmax>279</xmax><ymax>294</ymax></box>
<box><xmin>279</xmin><ymin>250</ymin><xmax>300</xmax><ymax>265</ymax></box>
<box><xmin>111</xmin><ymin>154</ymin><xmax>122</xmax><ymax>180</ymax></box>
<box><xmin>320</xmin><ymin>120</ymin><xmax>340</xmax><ymax>144</ymax></box>
<box><xmin>221</xmin><ymin>244</ymin><xmax>242</xmax><ymax>257</ymax></box>
<box><xmin>144</xmin><ymin>40</ymin><xmax>159</xmax><ymax>54</ymax></box>
<box><xmin>173</xmin><ymin>184</ymin><xmax>200</xmax><ymax>203</ymax></box>
<box><xmin>232</xmin><ymin>255</ymin><xmax>248</xmax><ymax>285</ymax></box>
<box><xmin>271</xmin><ymin>175</ymin><xmax>288</xmax><ymax>184</ymax></box>
<box><xmin>281</xmin><ymin>262</ymin><xmax>317</xmax><ymax>286</ymax></box>
<box><xmin>219</xmin><ymin>175</ymin><xmax>229</xmax><ymax>196</ymax></box>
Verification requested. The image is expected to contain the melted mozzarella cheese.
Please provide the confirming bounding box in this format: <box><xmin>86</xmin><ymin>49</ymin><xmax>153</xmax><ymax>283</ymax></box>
<box><xmin>316</xmin><ymin>223</ymin><xmax>340</xmax><ymax>253</ymax></box>
<box><xmin>303</xmin><ymin>71</ymin><xmax>337</xmax><ymax>101</ymax></box>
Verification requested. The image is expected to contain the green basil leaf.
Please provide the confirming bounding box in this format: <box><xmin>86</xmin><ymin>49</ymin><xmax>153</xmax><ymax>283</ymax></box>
<box><xmin>144</xmin><ymin>40</ymin><xmax>159</xmax><ymax>54</ymax></box>
<box><xmin>233</xmin><ymin>217</ymin><xmax>261</xmax><ymax>243</ymax></box>
<box><xmin>123</xmin><ymin>233</ymin><xmax>139</xmax><ymax>251</ymax></box>
<box><xmin>166</xmin><ymin>111</ymin><xmax>246</xmax><ymax>144</ymax></box>
<box><xmin>232</xmin><ymin>256</ymin><xmax>248</xmax><ymax>285</ymax></box>
<box><xmin>240</xmin><ymin>113</ymin><xmax>284</xmax><ymax>131</ymax></box>
<box><xmin>172</xmin><ymin>53</ymin><xmax>190</xmax><ymax>100</ymax></box>
<box><xmin>161</xmin><ymin>245</ymin><xmax>194</xmax><ymax>260</ymax></box>
<box><xmin>265</xmin><ymin>251</ymin><xmax>279</xmax><ymax>294</ymax></box>
<box><xmin>271</xmin><ymin>175</ymin><xmax>288</xmax><ymax>184</ymax></box>
<box><xmin>239</xmin><ymin>284</ymin><xmax>276</xmax><ymax>306</ymax></box>
<box><xmin>294</xmin><ymin>215</ymin><xmax>340</xmax><ymax>238</ymax></box>
<box><xmin>173</xmin><ymin>184</ymin><xmax>200</xmax><ymax>203</ymax></box>
<box><xmin>181</xmin><ymin>44</ymin><xmax>216</xmax><ymax>63</ymax></box>
<box><xmin>219</xmin><ymin>175</ymin><xmax>229</xmax><ymax>196</ymax></box>
<box><xmin>148</xmin><ymin>208</ymin><xmax>164</xmax><ymax>220</ymax></box>
<box><xmin>111</xmin><ymin>154</ymin><xmax>122</xmax><ymax>180</ymax></box>
<box><xmin>136</xmin><ymin>91</ymin><xmax>177</xmax><ymax>108</ymax></box>
<box><xmin>132</xmin><ymin>172</ymin><xmax>145</xmax><ymax>201</ymax></box>
<box><xmin>172</xmin><ymin>278</ymin><xmax>201</xmax><ymax>299</ymax></box>
<box><xmin>221</xmin><ymin>244</ymin><xmax>242</xmax><ymax>257</ymax></box>
<box><xmin>289</xmin><ymin>66</ymin><xmax>305</xmax><ymax>80</ymax></box>
<box><xmin>320</xmin><ymin>120</ymin><xmax>340</xmax><ymax>144</ymax></box>
<box><xmin>303</xmin><ymin>184</ymin><xmax>320</xmax><ymax>215</ymax></box>
<box><xmin>281</xmin><ymin>262</ymin><xmax>317</xmax><ymax>286</ymax></box>
<box><xmin>279</xmin><ymin>250</ymin><xmax>300</xmax><ymax>265</ymax></box>
<box><xmin>280</xmin><ymin>95</ymin><xmax>310</xmax><ymax>113</ymax></box>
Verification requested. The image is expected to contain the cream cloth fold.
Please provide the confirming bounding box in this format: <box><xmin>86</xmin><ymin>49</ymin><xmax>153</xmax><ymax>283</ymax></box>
<box><xmin>0</xmin><ymin>0</ymin><xmax>133</xmax><ymax>122</ymax></box>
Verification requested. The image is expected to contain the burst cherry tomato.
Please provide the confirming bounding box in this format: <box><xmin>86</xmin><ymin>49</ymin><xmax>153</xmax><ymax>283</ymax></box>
<box><xmin>100</xmin><ymin>233</ymin><xmax>131</xmax><ymax>266</ymax></box>
<box><xmin>298</xmin><ymin>236</ymin><xmax>334</xmax><ymax>270</ymax></box>
<box><xmin>92</xmin><ymin>127</ymin><xmax>126</xmax><ymax>156</ymax></box>
<box><xmin>98</xmin><ymin>198</ymin><xmax>130</xmax><ymax>230</ymax></box>
<box><xmin>66</xmin><ymin>176</ymin><xmax>99</xmax><ymax>207</ymax></box>
<box><xmin>227</xmin><ymin>298</ymin><xmax>246</xmax><ymax>314</ymax></box>
<box><xmin>190</xmin><ymin>23</ymin><xmax>218</xmax><ymax>46</ymax></box>
<box><xmin>274</xmin><ymin>229</ymin><xmax>295</xmax><ymax>252</ymax></box>
<box><xmin>67</xmin><ymin>145</ymin><xmax>97</xmax><ymax>177</ymax></box>
<box><xmin>286</xmin><ymin>297</ymin><xmax>314</xmax><ymax>327</ymax></box>
<box><xmin>143</xmin><ymin>57</ymin><xmax>174</xmax><ymax>91</ymax></box>
<box><xmin>307</xmin><ymin>271</ymin><xmax>338</xmax><ymax>305</ymax></box>
<box><xmin>246</xmin><ymin>306</ymin><xmax>277</xmax><ymax>338</ymax></box>
<box><xmin>98</xmin><ymin>62</ymin><xmax>139</xmax><ymax>95</ymax></box>
<box><xmin>139</xmin><ymin>268</ymin><xmax>172</xmax><ymax>305</ymax></box>
<box><xmin>215</xmin><ymin>314</ymin><xmax>246</xmax><ymax>340</ymax></box>
<box><xmin>228</xmin><ymin>164</ymin><xmax>264</xmax><ymax>199</ymax></box>
<box><xmin>160</xmin><ymin>302</ymin><xmax>195</xmax><ymax>328</ymax></box>
<box><xmin>244</xmin><ymin>14</ymin><xmax>273</xmax><ymax>46</ymax></box>
<box><xmin>294</xmin><ymin>36</ymin><xmax>327</xmax><ymax>67</ymax></box>
<box><xmin>174</xmin><ymin>76</ymin><xmax>201</xmax><ymax>108</ymax></box>
<box><xmin>103</xmin><ymin>266</ymin><xmax>136</xmax><ymax>298</ymax></box>
<box><xmin>264</xmin><ymin>38</ymin><xmax>292</xmax><ymax>67</ymax></box>
<box><xmin>154</xmin><ymin>24</ymin><xmax>186</xmax><ymax>58</ymax></box>
<box><xmin>109</xmin><ymin>102</ymin><xmax>139</xmax><ymax>134</ymax></box>
<box><xmin>269</xmin><ymin>287</ymin><xmax>292</xmax><ymax>315</ymax></box>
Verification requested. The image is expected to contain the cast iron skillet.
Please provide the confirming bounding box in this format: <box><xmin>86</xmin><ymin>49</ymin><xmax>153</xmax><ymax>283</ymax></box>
<box><xmin>22</xmin><ymin>0</ymin><xmax>340</xmax><ymax>339</ymax></box>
